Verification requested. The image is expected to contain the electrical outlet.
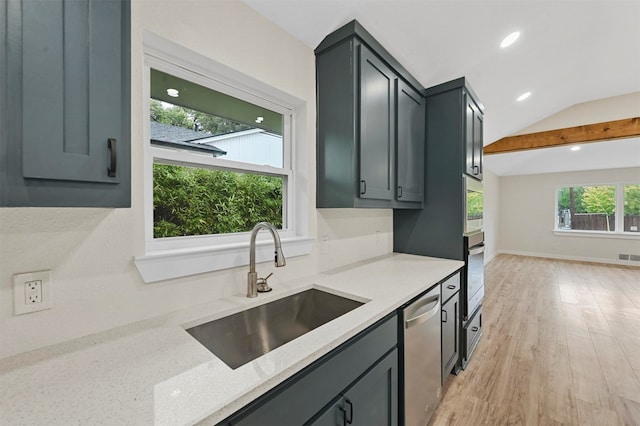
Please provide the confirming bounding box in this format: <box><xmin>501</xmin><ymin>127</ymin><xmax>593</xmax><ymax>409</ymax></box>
<box><xmin>13</xmin><ymin>270</ymin><xmax>53</xmax><ymax>315</ymax></box>
<box><xmin>25</xmin><ymin>280</ymin><xmax>42</xmax><ymax>304</ymax></box>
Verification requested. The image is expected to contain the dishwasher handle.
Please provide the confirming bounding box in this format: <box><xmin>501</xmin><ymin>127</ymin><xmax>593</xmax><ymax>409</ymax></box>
<box><xmin>405</xmin><ymin>295</ymin><xmax>440</xmax><ymax>329</ymax></box>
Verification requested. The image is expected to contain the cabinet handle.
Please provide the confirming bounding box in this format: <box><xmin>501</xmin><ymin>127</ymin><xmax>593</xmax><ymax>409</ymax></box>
<box><xmin>339</xmin><ymin>405</ymin><xmax>347</xmax><ymax>425</ymax></box>
<box><xmin>398</xmin><ymin>186</ymin><xmax>403</xmax><ymax>198</ymax></box>
<box><xmin>447</xmin><ymin>284</ymin><xmax>456</xmax><ymax>290</ymax></box>
<box><xmin>339</xmin><ymin>399</ymin><xmax>353</xmax><ymax>425</ymax></box>
<box><xmin>360</xmin><ymin>180</ymin><xmax>367</xmax><ymax>195</ymax></box>
<box><xmin>471</xmin><ymin>326</ymin><xmax>479</xmax><ymax>332</ymax></box>
<box><xmin>442</xmin><ymin>310</ymin><xmax>448</xmax><ymax>323</ymax></box>
<box><xmin>473</xmin><ymin>165</ymin><xmax>479</xmax><ymax>175</ymax></box>
<box><xmin>108</xmin><ymin>138</ymin><xmax>117</xmax><ymax>177</ymax></box>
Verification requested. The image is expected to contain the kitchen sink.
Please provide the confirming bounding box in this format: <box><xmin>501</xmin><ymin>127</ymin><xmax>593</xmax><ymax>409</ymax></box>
<box><xmin>186</xmin><ymin>288</ymin><xmax>365</xmax><ymax>369</ymax></box>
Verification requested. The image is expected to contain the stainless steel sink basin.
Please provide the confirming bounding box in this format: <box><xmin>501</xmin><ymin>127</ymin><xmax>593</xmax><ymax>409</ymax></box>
<box><xmin>186</xmin><ymin>289</ymin><xmax>364</xmax><ymax>369</ymax></box>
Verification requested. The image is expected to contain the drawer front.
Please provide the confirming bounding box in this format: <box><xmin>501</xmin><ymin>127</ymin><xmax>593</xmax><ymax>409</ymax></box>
<box><xmin>441</xmin><ymin>273</ymin><xmax>460</xmax><ymax>303</ymax></box>
<box><xmin>465</xmin><ymin>306</ymin><xmax>482</xmax><ymax>357</ymax></box>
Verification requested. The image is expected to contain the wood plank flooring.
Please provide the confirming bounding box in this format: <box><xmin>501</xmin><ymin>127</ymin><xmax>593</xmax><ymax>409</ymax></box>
<box><xmin>431</xmin><ymin>254</ymin><xmax>640</xmax><ymax>426</ymax></box>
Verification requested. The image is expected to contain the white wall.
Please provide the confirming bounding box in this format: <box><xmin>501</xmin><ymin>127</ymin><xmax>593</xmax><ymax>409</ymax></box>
<box><xmin>482</xmin><ymin>169</ymin><xmax>500</xmax><ymax>264</ymax></box>
<box><xmin>497</xmin><ymin>167</ymin><xmax>640</xmax><ymax>264</ymax></box>
<box><xmin>0</xmin><ymin>0</ymin><xmax>393</xmax><ymax>360</ymax></box>
<box><xmin>515</xmin><ymin>92</ymin><xmax>640</xmax><ymax>134</ymax></box>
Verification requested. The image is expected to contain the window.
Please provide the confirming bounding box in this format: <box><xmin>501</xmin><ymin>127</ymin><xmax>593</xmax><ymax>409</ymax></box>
<box><xmin>135</xmin><ymin>33</ymin><xmax>312</xmax><ymax>283</ymax></box>
<box><xmin>555</xmin><ymin>183</ymin><xmax>640</xmax><ymax>234</ymax></box>
<box><xmin>624</xmin><ymin>184</ymin><xmax>640</xmax><ymax>232</ymax></box>
<box><xmin>149</xmin><ymin>69</ymin><xmax>287</xmax><ymax>238</ymax></box>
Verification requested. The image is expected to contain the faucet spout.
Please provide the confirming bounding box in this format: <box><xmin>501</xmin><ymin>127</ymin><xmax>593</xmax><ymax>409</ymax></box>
<box><xmin>247</xmin><ymin>222</ymin><xmax>286</xmax><ymax>298</ymax></box>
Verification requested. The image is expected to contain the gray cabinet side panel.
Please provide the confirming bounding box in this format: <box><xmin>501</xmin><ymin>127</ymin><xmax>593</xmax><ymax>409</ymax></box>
<box><xmin>316</xmin><ymin>41</ymin><xmax>357</xmax><ymax>208</ymax></box>
<box><xmin>393</xmin><ymin>90</ymin><xmax>464</xmax><ymax>260</ymax></box>
<box><xmin>0</xmin><ymin>0</ymin><xmax>6</xmax><ymax>204</ymax></box>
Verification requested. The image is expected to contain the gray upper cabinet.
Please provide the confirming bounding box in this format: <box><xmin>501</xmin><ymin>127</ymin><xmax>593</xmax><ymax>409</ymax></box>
<box><xmin>396</xmin><ymin>80</ymin><xmax>425</xmax><ymax>203</ymax></box>
<box><xmin>394</xmin><ymin>78</ymin><xmax>484</xmax><ymax>261</ymax></box>
<box><xmin>465</xmin><ymin>91</ymin><xmax>484</xmax><ymax>180</ymax></box>
<box><xmin>359</xmin><ymin>46</ymin><xmax>394</xmax><ymax>202</ymax></box>
<box><xmin>315</xmin><ymin>20</ymin><xmax>424</xmax><ymax>209</ymax></box>
<box><xmin>0</xmin><ymin>0</ymin><xmax>131</xmax><ymax>207</ymax></box>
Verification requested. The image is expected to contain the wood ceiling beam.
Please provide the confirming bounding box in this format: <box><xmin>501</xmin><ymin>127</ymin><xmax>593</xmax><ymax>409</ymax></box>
<box><xmin>483</xmin><ymin>117</ymin><xmax>640</xmax><ymax>155</ymax></box>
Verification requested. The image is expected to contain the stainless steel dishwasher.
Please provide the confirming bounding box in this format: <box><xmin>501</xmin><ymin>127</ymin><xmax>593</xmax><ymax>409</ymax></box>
<box><xmin>402</xmin><ymin>285</ymin><xmax>442</xmax><ymax>426</ymax></box>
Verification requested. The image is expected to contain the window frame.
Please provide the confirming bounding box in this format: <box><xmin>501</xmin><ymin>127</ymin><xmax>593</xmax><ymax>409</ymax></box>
<box><xmin>553</xmin><ymin>181</ymin><xmax>640</xmax><ymax>238</ymax></box>
<box><xmin>135</xmin><ymin>32</ymin><xmax>312</xmax><ymax>283</ymax></box>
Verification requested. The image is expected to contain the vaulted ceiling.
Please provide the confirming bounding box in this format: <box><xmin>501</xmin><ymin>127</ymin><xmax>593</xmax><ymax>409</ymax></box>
<box><xmin>243</xmin><ymin>0</ymin><xmax>640</xmax><ymax>175</ymax></box>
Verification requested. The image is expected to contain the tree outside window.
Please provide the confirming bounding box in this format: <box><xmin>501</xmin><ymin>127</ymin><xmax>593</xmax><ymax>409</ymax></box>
<box><xmin>624</xmin><ymin>184</ymin><xmax>640</xmax><ymax>232</ymax></box>
<box><xmin>557</xmin><ymin>184</ymin><xmax>640</xmax><ymax>233</ymax></box>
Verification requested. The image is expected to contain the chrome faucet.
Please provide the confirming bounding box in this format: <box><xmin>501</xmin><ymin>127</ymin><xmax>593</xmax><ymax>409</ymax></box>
<box><xmin>247</xmin><ymin>222</ymin><xmax>286</xmax><ymax>298</ymax></box>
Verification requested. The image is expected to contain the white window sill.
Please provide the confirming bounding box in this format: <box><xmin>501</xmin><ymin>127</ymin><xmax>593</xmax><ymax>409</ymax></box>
<box><xmin>134</xmin><ymin>237</ymin><xmax>314</xmax><ymax>283</ymax></box>
<box><xmin>553</xmin><ymin>230</ymin><xmax>640</xmax><ymax>240</ymax></box>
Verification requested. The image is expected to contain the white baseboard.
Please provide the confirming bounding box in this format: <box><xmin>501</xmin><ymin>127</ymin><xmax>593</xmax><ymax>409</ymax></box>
<box><xmin>496</xmin><ymin>249</ymin><xmax>640</xmax><ymax>267</ymax></box>
<box><xmin>484</xmin><ymin>251</ymin><xmax>497</xmax><ymax>265</ymax></box>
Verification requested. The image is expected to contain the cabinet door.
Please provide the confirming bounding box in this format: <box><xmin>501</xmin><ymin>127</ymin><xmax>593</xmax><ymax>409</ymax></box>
<box><xmin>359</xmin><ymin>46</ymin><xmax>394</xmax><ymax>201</ymax></box>
<box><xmin>21</xmin><ymin>0</ymin><xmax>125</xmax><ymax>183</ymax></box>
<box><xmin>441</xmin><ymin>294</ymin><xmax>459</xmax><ymax>381</ymax></box>
<box><xmin>464</xmin><ymin>93</ymin><xmax>483</xmax><ymax>180</ymax></box>
<box><xmin>2</xmin><ymin>0</ymin><xmax>130</xmax><ymax>207</ymax></box>
<box><xmin>396</xmin><ymin>80</ymin><xmax>424</xmax><ymax>203</ymax></box>
<box><xmin>310</xmin><ymin>349</ymin><xmax>398</xmax><ymax>426</ymax></box>
<box><xmin>472</xmin><ymin>103</ymin><xmax>483</xmax><ymax>180</ymax></box>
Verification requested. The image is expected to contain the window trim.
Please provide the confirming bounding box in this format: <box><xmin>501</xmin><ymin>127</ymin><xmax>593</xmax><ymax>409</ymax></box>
<box><xmin>135</xmin><ymin>31</ymin><xmax>312</xmax><ymax>283</ymax></box>
<box><xmin>553</xmin><ymin>181</ymin><xmax>640</xmax><ymax>238</ymax></box>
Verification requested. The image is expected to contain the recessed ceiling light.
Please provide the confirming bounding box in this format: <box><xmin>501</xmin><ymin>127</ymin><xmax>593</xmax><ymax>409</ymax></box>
<box><xmin>255</xmin><ymin>116</ymin><xmax>264</xmax><ymax>123</ymax></box>
<box><xmin>516</xmin><ymin>91</ymin><xmax>531</xmax><ymax>102</ymax></box>
<box><xmin>500</xmin><ymin>31</ymin><xmax>520</xmax><ymax>48</ymax></box>
<box><xmin>166</xmin><ymin>88</ymin><xmax>179</xmax><ymax>97</ymax></box>
<box><xmin>570</xmin><ymin>146</ymin><xmax>581</xmax><ymax>151</ymax></box>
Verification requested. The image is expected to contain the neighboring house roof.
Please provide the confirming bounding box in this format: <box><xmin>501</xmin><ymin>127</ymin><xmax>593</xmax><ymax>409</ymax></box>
<box><xmin>150</xmin><ymin>121</ymin><xmax>227</xmax><ymax>156</ymax></box>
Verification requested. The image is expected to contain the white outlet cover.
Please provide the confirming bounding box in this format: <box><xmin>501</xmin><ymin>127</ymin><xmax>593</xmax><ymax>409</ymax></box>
<box><xmin>13</xmin><ymin>270</ymin><xmax>53</xmax><ymax>315</ymax></box>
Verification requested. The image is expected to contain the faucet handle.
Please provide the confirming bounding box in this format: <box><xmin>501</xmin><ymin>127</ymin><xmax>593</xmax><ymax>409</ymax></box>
<box><xmin>257</xmin><ymin>273</ymin><xmax>273</xmax><ymax>293</ymax></box>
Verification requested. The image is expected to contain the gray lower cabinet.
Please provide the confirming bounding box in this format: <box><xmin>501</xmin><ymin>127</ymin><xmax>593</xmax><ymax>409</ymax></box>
<box><xmin>441</xmin><ymin>272</ymin><xmax>460</xmax><ymax>383</ymax></box>
<box><xmin>310</xmin><ymin>349</ymin><xmax>398</xmax><ymax>426</ymax></box>
<box><xmin>222</xmin><ymin>314</ymin><xmax>398</xmax><ymax>426</ymax></box>
<box><xmin>1</xmin><ymin>0</ymin><xmax>131</xmax><ymax>207</ymax></box>
<box><xmin>441</xmin><ymin>292</ymin><xmax>459</xmax><ymax>381</ymax></box>
<box><xmin>315</xmin><ymin>20</ymin><xmax>424</xmax><ymax>209</ymax></box>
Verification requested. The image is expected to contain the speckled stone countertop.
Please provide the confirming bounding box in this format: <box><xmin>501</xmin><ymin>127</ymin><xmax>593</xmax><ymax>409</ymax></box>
<box><xmin>0</xmin><ymin>254</ymin><xmax>463</xmax><ymax>425</ymax></box>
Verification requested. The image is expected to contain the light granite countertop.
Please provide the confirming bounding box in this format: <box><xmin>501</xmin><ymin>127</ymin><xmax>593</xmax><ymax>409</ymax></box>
<box><xmin>0</xmin><ymin>253</ymin><xmax>463</xmax><ymax>425</ymax></box>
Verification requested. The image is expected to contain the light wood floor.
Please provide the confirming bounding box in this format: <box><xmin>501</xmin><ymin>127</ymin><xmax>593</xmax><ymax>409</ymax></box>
<box><xmin>431</xmin><ymin>254</ymin><xmax>640</xmax><ymax>426</ymax></box>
